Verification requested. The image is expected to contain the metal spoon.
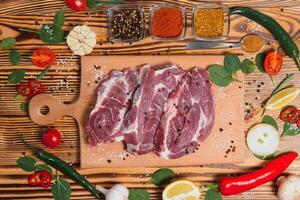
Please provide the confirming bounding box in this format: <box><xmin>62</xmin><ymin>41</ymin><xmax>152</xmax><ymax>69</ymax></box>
<box><xmin>186</xmin><ymin>34</ymin><xmax>265</xmax><ymax>53</ymax></box>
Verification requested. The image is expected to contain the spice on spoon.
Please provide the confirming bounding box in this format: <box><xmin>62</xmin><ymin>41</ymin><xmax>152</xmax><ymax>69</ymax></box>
<box><xmin>242</xmin><ymin>34</ymin><xmax>265</xmax><ymax>53</ymax></box>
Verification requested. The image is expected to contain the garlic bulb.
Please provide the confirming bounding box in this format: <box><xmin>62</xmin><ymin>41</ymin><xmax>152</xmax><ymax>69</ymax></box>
<box><xmin>96</xmin><ymin>184</ymin><xmax>129</xmax><ymax>200</ymax></box>
<box><xmin>67</xmin><ymin>25</ymin><xmax>96</xmax><ymax>56</ymax></box>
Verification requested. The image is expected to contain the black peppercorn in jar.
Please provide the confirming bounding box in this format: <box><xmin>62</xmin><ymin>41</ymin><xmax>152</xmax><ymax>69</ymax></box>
<box><xmin>108</xmin><ymin>5</ymin><xmax>145</xmax><ymax>42</ymax></box>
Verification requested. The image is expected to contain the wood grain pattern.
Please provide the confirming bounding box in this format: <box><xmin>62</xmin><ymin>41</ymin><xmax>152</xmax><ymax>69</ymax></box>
<box><xmin>0</xmin><ymin>0</ymin><xmax>299</xmax><ymax>199</ymax></box>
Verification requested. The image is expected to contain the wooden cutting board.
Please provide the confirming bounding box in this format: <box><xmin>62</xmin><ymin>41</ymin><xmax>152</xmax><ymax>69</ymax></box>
<box><xmin>29</xmin><ymin>55</ymin><xmax>245</xmax><ymax>168</ymax></box>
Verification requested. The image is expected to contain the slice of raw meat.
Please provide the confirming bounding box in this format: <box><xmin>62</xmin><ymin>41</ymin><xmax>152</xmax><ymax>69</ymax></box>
<box><xmin>86</xmin><ymin>65</ymin><xmax>149</xmax><ymax>146</ymax></box>
<box><xmin>154</xmin><ymin>68</ymin><xmax>214</xmax><ymax>159</ymax></box>
<box><xmin>123</xmin><ymin>65</ymin><xmax>184</xmax><ymax>155</ymax></box>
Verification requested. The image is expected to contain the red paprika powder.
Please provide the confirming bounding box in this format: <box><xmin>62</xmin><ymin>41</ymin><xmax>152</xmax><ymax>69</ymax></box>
<box><xmin>151</xmin><ymin>7</ymin><xmax>184</xmax><ymax>38</ymax></box>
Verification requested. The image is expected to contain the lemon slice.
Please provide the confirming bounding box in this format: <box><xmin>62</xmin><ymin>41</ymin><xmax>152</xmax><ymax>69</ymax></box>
<box><xmin>266</xmin><ymin>87</ymin><xmax>300</xmax><ymax>110</ymax></box>
<box><xmin>162</xmin><ymin>180</ymin><xmax>200</xmax><ymax>200</ymax></box>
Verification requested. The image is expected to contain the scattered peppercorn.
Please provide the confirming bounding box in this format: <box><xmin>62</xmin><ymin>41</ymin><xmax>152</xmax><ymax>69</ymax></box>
<box><xmin>110</xmin><ymin>8</ymin><xmax>144</xmax><ymax>41</ymax></box>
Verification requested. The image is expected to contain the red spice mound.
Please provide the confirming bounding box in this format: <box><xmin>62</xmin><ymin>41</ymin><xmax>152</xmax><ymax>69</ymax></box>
<box><xmin>151</xmin><ymin>7</ymin><xmax>183</xmax><ymax>38</ymax></box>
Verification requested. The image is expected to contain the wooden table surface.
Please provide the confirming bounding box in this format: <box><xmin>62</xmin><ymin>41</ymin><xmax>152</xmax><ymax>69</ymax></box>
<box><xmin>0</xmin><ymin>0</ymin><xmax>299</xmax><ymax>199</ymax></box>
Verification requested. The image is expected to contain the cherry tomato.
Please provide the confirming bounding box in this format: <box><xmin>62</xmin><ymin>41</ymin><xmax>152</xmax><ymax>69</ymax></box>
<box><xmin>280</xmin><ymin>106</ymin><xmax>297</xmax><ymax>122</ymax></box>
<box><xmin>65</xmin><ymin>0</ymin><xmax>87</xmax><ymax>11</ymax></box>
<box><xmin>32</xmin><ymin>48</ymin><xmax>56</xmax><ymax>68</ymax></box>
<box><xmin>43</xmin><ymin>128</ymin><xmax>62</xmax><ymax>148</ymax></box>
<box><xmin>297</xmin><ymin>117</ymin><xmax>300</xmax><ymax>128</ymax></box>
<box><xmin>264</xmin><ymin>51</ymin><xmax>283</xmax><ymax>76</ymax></box>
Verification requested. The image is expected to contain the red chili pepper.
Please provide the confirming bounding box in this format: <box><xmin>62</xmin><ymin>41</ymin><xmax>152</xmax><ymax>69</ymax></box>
<box><xmin>297</xmin><ymin>116</ymin><xmax>300</xmax><ymax>128</ymax></box>
<box><xmin>16</xmin><ymin>85</ymin><xmax>36</xmax><ymax>97</ymax></box>
<box><xmin>29</xmin><ymin>79</ymin><xmax>45</xmax><ymax>94</ymax></box>
<box><xmin>264</xmin><ymin>51</ymin><xmax>283</xmax><ymax>76</ymax></box>
<box><xmin>289</xmin><ymin>110</ymin><xmax>300</xmax><ymax>124</ymax></box>
<box><xmin>280</xmin><ymin>106</ymin><xmax>297</xmax><ymax>122</ymax></box>
<box><xmin>38</xmin><ymin>171</ymin><xmax>52</xmax><ymax>188</ymax></box>
<box><xmin>28</xmin><ymin>171</ymin><xmax>52</xmax><ymax>188</ymax></box>
<box><xmin>28</xmin><ymin>173</ymin><xmax>42</xmax><ymax>186</ymax></box>
<box><xmin>219</xmin><ymin>152</ymin><xmax>298</xmax><ymax>196</ymax></box>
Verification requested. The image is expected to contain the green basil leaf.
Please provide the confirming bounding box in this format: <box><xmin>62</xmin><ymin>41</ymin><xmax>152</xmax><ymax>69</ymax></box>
<box><xmin>21</xmin><ymin>102</ymin><xmax>29</xmax><ymax>112</ymax></box>
<box><xmin>283</xmin><ymin>122</ymin><xmax>290</xmax><ymax>132</ymax></box>
<box><xmin>0</xmin><ymin>37</ymin><xmax>16</xmax><ymax>49</ymax></box>
<box><xmin>129</xmin><ymin>189</ymin><xmax>150</xmax><ymax>200</ymax></box>
<box><xmin>39</xmin><ymin>25</ymin><xmax>65</xmax><ymax>44</ymax></box>
<box><xmin>9</xmin><ymin>49</ymin><xmax>21</xmax><ymax>65</ymax></box>
<box><xmin>36</xmin><ymin>68</ymin><xmax>49</xmax><ymax>81</ymax></box>
<box><xmin>205</xmin><ymin>189</ymin><xmax>222</xmax><ymax>200</ymax></box>
<box><xmin>145</xmin><ymin>168</ymin><xmax>175</xmax><ymax>186</ymax></box>
<box><xmin>17</xmin><ymin>156</ymin><xmax>37</xmax><ymax>172</ymax></box>
<box><xmin>208</xmin><ymin>65</ymin><xmax>232</xmax><ymax>87</ymax></box>
<box><xmin>224</xmin><ymin>54</ymin><xmax>241</xmax><ymax>74</ymax></box>
<box><xmin>51</xmin><ymin>178</ymin><xmax>71</xmax><ymax>200</ymax></box>
<box><xmin>14</xmin><ymin>94</ymin><xmax>23</xmax><ymax>101</ymax></box>
<box><xmin>35</xmin><ymin>164</ymin><xmax>53</xmax><ymax>175</ymax></box>
<box><xmin>272</xmin><ymin>73</ymin><xmax>294</xmax><ymax>96</ymax></box>
<box><xmin>262</xmin><ymin>115</ymin><xmax>278</xmax><ymax>130</ymax></box>
<box><xmin>255</xmin><ymin>53</ymin><xmax>266</xmax><ymax>73</ymax></box>
<box><xmin>283</xmin><ymin>122</ymin><xmax>300</xmax><ymax>136</ymax></box>
<box><xmin>53</xmin><ymin>8</ymin><xmax>65</xmax><ymax>29</ymax></box>
<box><xmin>240</xmin><ymin>59</ymin><xmax>256</xmax><ymax>74</ymax></box>
<box><xmin>8</xmin><ymin>70</ymin><xmax>26</xmax><ymax>84</ymax></box>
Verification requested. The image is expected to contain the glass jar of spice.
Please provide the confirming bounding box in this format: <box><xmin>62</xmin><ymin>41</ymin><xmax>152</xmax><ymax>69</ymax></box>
<box><xmin>108</xmin><ymin>5</ymin><xmax>145</xmax><ymax>42</ymax></box>
<box><xmin>150</xmin><ymin>4</ymin><xmax>186</xmax><ymax>41</ymax></box>
<box><xmin>193</xmin><ymin>3</ymin><xmax>230</xmax><ymax>41</ymax></box>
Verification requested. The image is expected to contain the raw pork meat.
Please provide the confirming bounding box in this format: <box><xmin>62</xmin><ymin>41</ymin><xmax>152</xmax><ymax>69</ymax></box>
<box><xmin>154</xmin><ymin>68</ymin><xmax>214</xmax><ymax>159</ymax></box>
<box><xmin>123</xmin><ymin>65</ymin><xmax>184</xmax><ymax>155</ymax></box>
<box><xmin>86</xmin><ymin>66</ymin><xmax>149</xmax><ymax>146</ymax></box>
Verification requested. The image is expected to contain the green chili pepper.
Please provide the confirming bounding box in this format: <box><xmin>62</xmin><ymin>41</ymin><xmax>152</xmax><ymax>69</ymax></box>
<box><xmin>22</xmin><ymin>138</ymin><xmax>103</xmax><ymax>199</ymax></box>
<box><xmin>230</xmin><ymin>7</ymin><xmax>300</xmax><ymax>70</ymax></box>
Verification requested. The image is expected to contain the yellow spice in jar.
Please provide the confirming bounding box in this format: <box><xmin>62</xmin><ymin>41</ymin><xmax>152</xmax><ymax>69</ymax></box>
<box><xmin>194</xmin><ymin>8</ymin><xmax>224</xmax><ymax>37</ymax></box>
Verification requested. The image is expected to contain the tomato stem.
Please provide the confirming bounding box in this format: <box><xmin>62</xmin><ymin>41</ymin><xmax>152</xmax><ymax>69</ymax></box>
<box><xmin>269</xmin><ymin>75</ymin><xmax>276</xmax><ymax>87</ymax></box>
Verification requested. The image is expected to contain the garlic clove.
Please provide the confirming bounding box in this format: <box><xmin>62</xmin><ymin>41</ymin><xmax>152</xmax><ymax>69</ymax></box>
<box><xmin>87</xmin><ymin>31</ymin><xmax>96</xmax><ymax>39</ymax></box>
<box><xmin>73</xmin><ymin>26</ymin><xmax>82</xmax><ymax>34</ymax></box>
<box><xmin>70</xmin><ymin>41</ymin><xmax>81</xmax><ymax>51</ymax></box>
<box><xmin>68</xmin><ymin>30</ymin><xmax>78</xmax><ymax>39</ymax></box>
<box><xmin>67</xmin><ymin>36</ymin><xmax>78</xmax><ymax>48</ymax></box>
<box><xmin>82</xmin><ymin>43</ymin><xmax>93</xmax><ymax>55</ymax></box>
<box><xmin>74</xmin><ymin>46</ymin><xmax>85</xmax><ymax>56</ymax></box>
<box><xmin>85</xmin><ymin>38</ymin><xmax>96</xmax><ymax>48</ymax></box>
<box><xmin>81</xmin><ymin>25</ymin><xmax>91</xmax><ymax>36</ymax></box>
